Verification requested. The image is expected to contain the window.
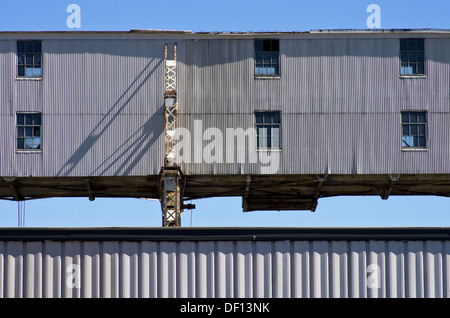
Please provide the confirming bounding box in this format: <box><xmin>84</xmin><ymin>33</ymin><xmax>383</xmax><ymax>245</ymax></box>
<box><xmin>401</xmin><ymin>111</ymin><xmax>426</xmax><ymax>148</ymax></box>
<box><xmin>255</xmin><ymin>111</ymin><xmax>281</xmax><ymax>149</ymax></box>
<box><xmin>400</xmin><ymin>39</ymin><xmax>424</xmax><ymax>75</ymax></box>
<box><xmin>17</xmin><ymin>113</ymin><xmax>42</xmax><ymax>150</ymax></box>
<box><xmin>17</xmin><ymin>40</ymin><xmax>42</xmax><ymax>77</ymax></box>
<box><xmin>255</xmin><ymin>39</ymin><xmax>279</xmax><ymax>76</ymax></box>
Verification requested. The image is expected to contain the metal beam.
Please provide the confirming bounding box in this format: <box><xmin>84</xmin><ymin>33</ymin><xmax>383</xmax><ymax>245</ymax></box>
<box><xmin>8</xmin><ymin>183</ymin><xmax>20</xmax><ymax>201</ymax></box>
<box><xmin>242</xmin><ymin>175</ymin><xmax>251</xmax><ymax>212</ymax></box>
<box><xmin>85</xmin><ymin>180</ymin><xmax>95</xmax><ymax>201</ymax></box>
<box><xmin>311</xmin><ymin>174</ymin><xmax>328</xmax><ymax>212</ymax></box>
<box><xmin>381</xmin><ymin>174</ymin><xmax>400</xmax><ymax>200</ymax></box>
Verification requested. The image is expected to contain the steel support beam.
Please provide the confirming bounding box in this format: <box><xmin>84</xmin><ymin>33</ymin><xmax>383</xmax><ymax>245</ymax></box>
<box><xmin>311</xmin><ymin>174</ymin><xmax>328</xmax><ymax>212</ymax></box>
<box><xmin>160</xmin><ymin>43</ymin><xmax>185</xmax><ymax>227</ymax></box>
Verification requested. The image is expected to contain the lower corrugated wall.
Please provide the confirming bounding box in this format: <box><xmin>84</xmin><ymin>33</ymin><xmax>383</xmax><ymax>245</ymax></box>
<box><xmin>0</xmin><ymin>228</ymin><xmax>449</xmax><ymax>298</ymax></box>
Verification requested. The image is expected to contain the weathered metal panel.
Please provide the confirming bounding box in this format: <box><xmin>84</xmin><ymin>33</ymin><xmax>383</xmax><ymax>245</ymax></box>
<box><xmin>0</xmin><ymin>228</ymin><xmax>449</xmax><ymax>298</ymax></box>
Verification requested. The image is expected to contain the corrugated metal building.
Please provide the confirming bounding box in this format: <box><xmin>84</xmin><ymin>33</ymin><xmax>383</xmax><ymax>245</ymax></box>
<box><xmin>0</xmin><ymin>227</ymin><xmax>449</xmax><ymax>298</ymax></box>
<box><xmin>1</xmin><ymin>29</ymin><xmax>450</xmax><ymax>213</ymax></box>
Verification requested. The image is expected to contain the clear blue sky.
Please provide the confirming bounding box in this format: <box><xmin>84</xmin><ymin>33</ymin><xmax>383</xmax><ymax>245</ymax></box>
<box><xmin>1</xmin><ymin>0</ymin><xmax>450</xmax><ymax>227</ymax></box>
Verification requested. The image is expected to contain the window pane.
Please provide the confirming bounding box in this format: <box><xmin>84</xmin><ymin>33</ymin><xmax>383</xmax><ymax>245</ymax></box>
<box><xmin>255</xmin><ymin>64</ymin><xmax>263</xmax><ymax>76</ymax></box>
<box><xmin>271</xmin><ymin>136</ymin><xmax>279</xmax><ymax>148</ymax></box>
<box><xmin>33</xmin><ymin>67</ymin><xmax>42</xmax><ymax>76</ymax></box>
<box><xmin>25</xmin><ymin>127</ymin><xmax>33</xmax><ymax>137</ymax></box>
<box><xmin>416</xmin><ymin>39</ymin><xmax>424</xmax><ymax>50</ymax></box>
<box><xmin>17</xmin><ymin>113</ymin><xmax>24</xmax><ymax>125</ymax></box>
<box><xmin>34</xmin><ymin>126</ymin><xmax>40</xmax><ymax>137</ymax></box>
<box><xmin>401</xmin><ymin>112</ymin><xmax>409</xmax><ymax>123</ymax></box>
<box><xmin>410</xmin><ymin>125</ymin><xmax>418</xmax><ymax>135</ymax></box>
<box><xmin>18</xmin><ymin>54</ymin><xmax>25</xmax><ymax>65</ymax></box>
<box><xmin>418</xmin><ymin>124</ymin><xmax>425</xmax><ymax>135</ymax></box>
<box><xmin>402</xmin><ymin>136</ymin><xmax>410</xmax><ymax>147</ymax></box>
<box><xmin>17</xmin><ymin>41</ymin><xmax>25</xmax><ymax>52</ymax></box>
<box><xmin>413</xmin><ymin>136</ymin><xmax>418</xmax><ymax>147</ymax></box>
<box><xmin>34</xmin><ymin>41</ymin><xmax>41</xmax><ymax>52</ymax></box>
<box><xmin>400</xmin><ymin>52</ymin><xmax>408</xmax><ymax>63</ymax></box>
<box><xmin>263</xmin><ymin>112</ymin><xmax>272</xmax><ymax>124</ymax></box>
<box><xmin>272</xmin><ymin>126</ymin><xmax>280</xmax><ymax>137</ymax></box>
<box><xmin>17</xmin><ymin>127</ymin><xmax>24</xmax><ymax>137</ymax></box>
<box><xmin>33</xmin><ymin>54</ymin><xmax>41</xmax><ymax>66</ymax></box>
<box><xmin>417</xmin><ymin>52</ymin><xmax>424</xmax><ymax>63</ymax></box>
<box><xmin>33</xmin><ymin>113</ymin><xmax>41</xmax><ymax>125</ymax></box>
<box><xmin>255</xmin><ymin>113</ymin><xmax>263</xmax><ymax>124</ymax></box>
<box><xmin>418</xmin><ymin>112</ymin><xmax>426</xmax><ymax>123</ymax></box>
<box><xmin>419</xmin><ymin>136</ymin><xmax>426</xmax><ymax>147</ymax></box>
<box><xmin>25</xmin><ymin>41</ymin><xmax>33</xmax><ymax>52</ymax></box>
<box><xmin>402</xmin><ymin>125</ymin><xmax>409</xmax><ymax>135</ymax></box>
<box><xmin>271</xmin><ymin>40</ymin><xmax>279</xmax><ymax>52</ymax></box>
<box><xmin>401</xmin><ymin>64</ymin><xmax>412</xmax><ymax>75</ymax></box>
<box><xmin>410</xmin><ymin>112</ymin><xmax>417</xmax><ymax>123</ymax></box>
<box><xmin>408</xmin><ymin>52</ymin><xmax>416</xmax><ymax>63</ymax></box>
<box><xmin>263</xmin><ymin>53</ymin><xmax>271</xmax><ymax>64</ymax></box>
<box><xmin>18</xmin><ymin>66</ymin><xmax>25</xmax><ymax>77</ymax></box>
<box><xmin>400</xmin><ymin>39</ymin><xmax>407</xmax><ymax>50</ymax></box>
<box><xmin>407</xmin><ymin>39</ymin><xmax>417</xmax><ymax>50</ymax></box>
<box><xmin>255</xmin><ymin>40</ymin><xmax>263</xmax><ymax>52</ymax></box>
<box><xmin>409</xmin><ymin>64</ymin><xmax>417</xmax><ymax>74</ymax></box>
<box><xmin>25</xmin><ymin>137</ymin><xmax>34</xmax><ymax>149</ymax></box>
<box><xmin>26</xmin><ymin>54</ymin><xmax>33</xmax><ymax>65</ymax></box>
<box><xmin>417</xmin><ymin>63</ymin><xmax>424</xmax><ymax>75</ymax></box>
<box><xmin>17</xmin><ymin>138</ymin><xmax>24</xmax><ymax>149</ymax></box>
<box><xmin>25</xmin><ymin>67</ymin><xmax>34</xmax><ymax>77</ymax></box>
<box><xmin>263</xmin><ymin>40</ymin><xmax>271</xmax><ymax>51</ymax></box>
<box><xmin>25</xmin><ymin>115</ymin><xmax>32</xmax><ymax>125</ymax></box>
<box><xmin>272</xmin><ymin>112</ymin><xmax>280</xmax><ymax>123</ymax></box>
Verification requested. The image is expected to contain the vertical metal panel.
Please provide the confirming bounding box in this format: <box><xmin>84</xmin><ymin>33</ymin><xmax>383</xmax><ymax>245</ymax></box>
<box><xmin>311</xmin><ymin>241</ymin><xmax>329</xmax><ymax>298</ymax></box>
<box><xmin>292</xmin><ymin>241</ymin><xmax>310</xmax><ymax>298</ymax></box>
<box><xmin>216</xmin><ymin>241</ymin><xmax>234</xmax><ymax>298</ymax></box>
<box><xmin>350</xmin><ymin>241</ymin><xmax>367</xmax><ymax>298</ymax></box>
<box><xmin>24</xmin><ymin>242</ymin><xmax>43</xmax><ymax>298</ymax></box>
<box><xmin>235</xmin><ymin>241</ymin><xmax>253</xmax><ymax>297</ymax></box>
<box><xmin>254</xmin><ymin>241</ymin><xmax>272</xmax><ymax>298</ymax></box>
<box><xmin>102</xmin><ymin>241</ymin><xmax>119</xmax><ymax>298</ymax></box>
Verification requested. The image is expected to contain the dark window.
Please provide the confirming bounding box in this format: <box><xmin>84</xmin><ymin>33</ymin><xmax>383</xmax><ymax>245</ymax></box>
<box><xmin>401</xmin><ymin>111</ymin><xmax>427</xmax><ymax>148</ymax></box>
<box><xmin>17</xmin><ymin>113</ymin><xmax>42</xmax><ymax>150</ymax></box>
<box><xmin>400</xmin><ymin>39</ymin><xmax>424</xmax><ymax>75</ymax></box>
<box><xmin>255</xmin><ymin>111</ymin><xmax>281</xmax><ymax>149</ymax></box>
<box><xmin>17</xmin><ymin>41</ymin><xmax>42</xmax><ymax>77</ymax></box>
<box><xmin>255</xmin><ymin>39</ymin><xmax>279</xmax><ymax>76</ymax></box>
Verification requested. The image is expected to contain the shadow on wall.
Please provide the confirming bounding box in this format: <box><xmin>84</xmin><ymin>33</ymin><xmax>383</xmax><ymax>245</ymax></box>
<box><xmin>56</xmin><ymin>59</ymin><xmax>164</xmax><ymax>177</ymax></box>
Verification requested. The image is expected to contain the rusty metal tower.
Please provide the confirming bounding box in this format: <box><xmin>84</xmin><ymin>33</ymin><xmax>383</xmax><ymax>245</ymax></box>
<box><xmin>160</xmin><ymin>43</ymin><xmax>186</xmax><ymax>227</ymax></box>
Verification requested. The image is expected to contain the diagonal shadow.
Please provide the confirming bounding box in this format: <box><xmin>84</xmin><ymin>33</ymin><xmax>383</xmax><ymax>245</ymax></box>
<box><xmin>56</xmin><ymin>58</ymin><xmax>163</xmax><ymax>177</ymax></box>
<box><xmin>89</xmin><ymin>105</ymin><xmax>164</xmax><ymax>176</ymax></box>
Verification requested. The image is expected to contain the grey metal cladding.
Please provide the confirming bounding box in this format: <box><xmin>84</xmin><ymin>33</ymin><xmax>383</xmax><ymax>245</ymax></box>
<box><xmin>2</xmin><ymin>38</ymin><xmax>167</xmax><ymax>177</ymax></box>
<box><xmin>1</xmin><ymin>232</ymin><xmax>450</xmax><ymax>298</ymax></box>
<box><xmin>2</xmin><ymin>33</ymin><xmax>450</xmax><ymax>177</ymax></box>
<box><xmin>178</xmin><ymin>36</ymin><xmax>450</xmax><ymax>175</ymax></box>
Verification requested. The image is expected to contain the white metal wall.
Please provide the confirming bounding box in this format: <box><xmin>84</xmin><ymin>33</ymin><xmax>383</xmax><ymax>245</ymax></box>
<box><xmin>0</xmin><ymin>239</ymin><xmax>448</xmax><ymax>298</ymax></box>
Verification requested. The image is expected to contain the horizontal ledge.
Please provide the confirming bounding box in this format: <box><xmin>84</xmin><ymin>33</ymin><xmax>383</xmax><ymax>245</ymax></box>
<box><xmin>0</xmin><ymin>227</ymin><xmax>449</xmax><ymax>242</ymax></box>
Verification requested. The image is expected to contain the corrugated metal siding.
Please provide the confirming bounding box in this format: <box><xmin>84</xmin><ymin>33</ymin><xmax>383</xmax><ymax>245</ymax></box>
<box><xmin>1</xmin><ymin>238</ymin><xmax>449</xmax><ymax>298</ymax></box>
<box><xmin>178</xmin><ymin>36</ymin><xmax>450</xmax><ymax>175</ymax></box>
<box><xmin>1</xmin><ymin>34</ymin><xmax>450</xmax><ymax>177</ymax></box>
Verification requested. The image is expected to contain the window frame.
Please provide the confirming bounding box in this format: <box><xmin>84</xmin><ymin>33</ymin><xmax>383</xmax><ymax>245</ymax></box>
<box><xmin>399</xmin><ymin>38</ymin><xmax>425</xmax><ymax>77</ymax></box>
<box><xmin>400</xmin><ymin>110</ymin><xmax>428</xmax><ymax>150</ymax></box>
<box><xmin>16</xmin><ymin>112</ymin><xmax>43</xmax><ymax>152</ymax></box>
<box><xmin>254</xmin><ymin>111</ymin><xmax>282</xmax><ymax>150</ymax></box>
<box><xmin>17</xmin><ymin>40</ymin><xmax>43</xmax><ymax>79</ymax></box>
<box><xmin>254</xmin><ymin>39</ymin><xmax>280</xmax><ymax>78</ymax></box>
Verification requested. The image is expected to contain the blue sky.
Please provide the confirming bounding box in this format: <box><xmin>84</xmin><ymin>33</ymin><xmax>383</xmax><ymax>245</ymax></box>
<box><xmin>1</xmin><ymin>0</ymin><xmax>450</xmax><ymax>227</ymax></box>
